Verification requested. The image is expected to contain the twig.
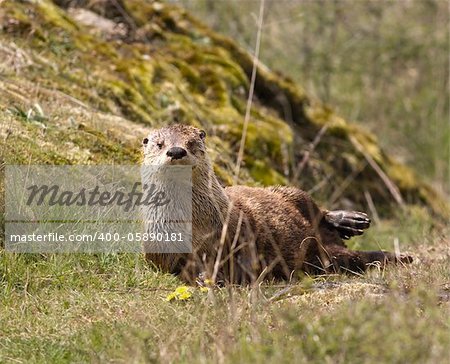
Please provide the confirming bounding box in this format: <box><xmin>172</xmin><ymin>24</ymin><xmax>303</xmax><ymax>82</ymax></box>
<box><xmin>364</xmin><ymin>189</ymin><xmax>380</xmax><ymax>225</ymax></box>
<box><xmin>233</xmin><ymin>0</ymin><xmax>266</xmax><ymax>183</ymax></box>
<box><xmin>350</xmin><ymin>136</ymin><xmax>404</xmax><ymax>205</ymax></box>
<box><xmin>329</xmin><ymin>160</ymin><xmax>367</xmax><ymax>205</ymax></box>
<box><xmin>212</xmin><ymin>0</ymin><xmax>265</xmax><ymax>284</ymax></box>
<box><xmin>293</xmin><ymin>124</ymin><xmax>328</xmax><ymax>180</ymax></box>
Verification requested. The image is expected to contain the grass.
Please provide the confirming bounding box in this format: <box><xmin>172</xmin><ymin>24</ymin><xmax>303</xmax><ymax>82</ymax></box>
<box><xmin>1</xmin><ymin>209</ymin><xmax>449</xmax><ymax>363</ymax></box>
<box><xmin>0</xmin><ymin>1</ymin><xmax>449</xmax><ymax>362</ymax></box>
<box><xmin>0</xmin><ymin>230</ymin><xmax>449</xmax><ymax>363</ymax></box>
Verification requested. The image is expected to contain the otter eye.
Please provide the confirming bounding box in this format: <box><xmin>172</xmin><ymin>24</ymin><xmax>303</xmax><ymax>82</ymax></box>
<box><xmin>156</xmin><ymin>142</ymin><xmax>164</xmax><ymax>149</ymax></box>
<box><xmin>199</xmin><ymin>130</ymin><xmax>206</xmax><ymax>139</ymax></box>
<box><xmin>143</xmin><ymin>138</ymin><xmax>149</xmax><ymax>145</ymax></box>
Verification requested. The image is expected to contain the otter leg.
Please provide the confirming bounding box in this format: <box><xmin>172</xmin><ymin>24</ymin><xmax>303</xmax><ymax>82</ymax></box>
<box><xmin>324</xmin><ymin>245</ymin><xmax>413</xmax><ymax>274</ymax></box>
<box><xmin>324</xmin><ymin>210</ymin><xmax>371</xmax><ymax>240</ymax></box>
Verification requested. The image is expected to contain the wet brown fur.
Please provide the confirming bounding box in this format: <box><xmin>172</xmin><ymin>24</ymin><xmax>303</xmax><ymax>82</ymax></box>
<box><xmin>143</xmin><ymin>125</ymin><xmax>410</xmax><ymax>284</ymax></box>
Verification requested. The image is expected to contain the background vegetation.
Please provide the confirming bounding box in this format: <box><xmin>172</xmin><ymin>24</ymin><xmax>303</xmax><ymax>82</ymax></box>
<box><xmin>0</xmin><ymin>0</ymin><xmax>449</xmax><ymax>363</ymax></box>
<box><xmin>179</xmin><ymin>0</ymin><xmax>450</xmax><ymax>196</ymax></box>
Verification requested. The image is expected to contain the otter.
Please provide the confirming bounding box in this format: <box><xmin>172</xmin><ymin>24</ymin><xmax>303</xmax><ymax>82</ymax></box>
<box><xmin>142</xmin><ymin>124</ymin><xmax>412</xmax><ymax>284</ymax></box>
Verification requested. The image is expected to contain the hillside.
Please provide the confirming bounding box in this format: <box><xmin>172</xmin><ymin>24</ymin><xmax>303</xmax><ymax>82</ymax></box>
<box><xmin>0</xmin><ymin>0</ymin><xmax>448</xmax><ymax>220</ymax></box>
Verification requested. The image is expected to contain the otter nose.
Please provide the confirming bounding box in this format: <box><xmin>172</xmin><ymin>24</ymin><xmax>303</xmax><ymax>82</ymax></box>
<box><xmin>166</xmin><ymin>147</ymin><xmax>187</xmax><ymax>160</ymax></box>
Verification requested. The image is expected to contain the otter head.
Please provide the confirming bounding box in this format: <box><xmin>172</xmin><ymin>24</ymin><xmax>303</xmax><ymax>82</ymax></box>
<box><xmin>142</xmin><ymin>124</ymin><xmax>207</xmax><ymax>169</ymax></box>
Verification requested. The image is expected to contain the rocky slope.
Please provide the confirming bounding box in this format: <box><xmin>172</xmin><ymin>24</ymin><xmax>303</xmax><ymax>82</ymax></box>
<box><xmin>0</xmin><ymin>0</ymin><xmax>448</xmax><ymax>219</ymax></box>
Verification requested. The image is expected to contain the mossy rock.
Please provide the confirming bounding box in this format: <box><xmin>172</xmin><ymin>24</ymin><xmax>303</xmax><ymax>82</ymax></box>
<box><xmin>0</xmin><ymin>0</ymin><xmax>448</xmax><ymax>220</ymax></box>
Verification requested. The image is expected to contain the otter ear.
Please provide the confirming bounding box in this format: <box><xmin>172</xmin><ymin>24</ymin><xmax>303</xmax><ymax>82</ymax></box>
<box><xmin>199</xmin><ymin>130</ymin><xmax>206</xmax><ymax>140</ymax></box>
<box><xmin>143</xmin><ymin>137</ymin><xmax>149</xmax><ymax>145</ymax></box>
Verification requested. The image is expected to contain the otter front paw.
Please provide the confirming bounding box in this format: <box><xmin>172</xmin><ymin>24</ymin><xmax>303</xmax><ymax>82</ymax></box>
<box><xmin>325</xmin><ymin>210</ymin><xmax>371</xmax><ymax>240</ymax></box>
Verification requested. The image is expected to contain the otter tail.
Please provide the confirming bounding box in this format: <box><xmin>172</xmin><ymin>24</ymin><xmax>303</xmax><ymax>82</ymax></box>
<box><xmin>321</xmin><ymin>245</ymin><xmax>413</xmax><ymax>274</ymax></box>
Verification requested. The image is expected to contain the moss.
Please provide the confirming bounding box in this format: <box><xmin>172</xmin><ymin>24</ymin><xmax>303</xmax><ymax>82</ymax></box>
<box><xmin>73</xmin><ymin>33</ymin><xmax>119</xmax><ymax>60</ymax></box>
<box><xmin>70</xmin><ymin>130</ymin><xmax>140</xmax><ymax>164</ymax></box>
<box><xmin>246</xmin><ymin>115</ymin><xmax>293</xmax><ymax>162</ymax></box>
<box><xmin>196</xmin><ymin>49</ymin><xmax>249</xmax><ymax>89</ymax></box>
<box><xmin>248</xmin><ymin>159</ymin><xmax>287</xmax><ymax>186</ymax></box>
<box><xmin>386</xmin><ymin>161</ymin><xmax>418</xmax><ymax>191</ymax></box>
<box><xmin>96</xmin><ymin>77</ymin><xmax>154</xmax><ymax>124</ymax></box>
<box><xmin>0</xmin><ymin>0</ymin><xmax>447</xmax><ymax>219</ymax></box>
<box><xmin>1</xmin><ymin>113</ymin><xmax>139</xmax><ymax>165</ymax></box>
<box><xmin>1</xmin><ymin>120</ymin><xmax>71</xmax><ymax>165</ymax></box>
<box><xmin>199</xmin><ymin>67</ymin><xmax>229</xmax><ymax>105</ymax></box>
<box><xmin>2</xmin><ymin>135</ymin><xmax>71</xmax><ymax>165</ymax></box>
<box><xmin>418</xmin><ymin>185</ymin><xmax>450</xmax><ymax>219</ymax></box>
<box><xmin>208</xmin><ymin>32</ymin><xmax>310</xmax><ymax>126</ymax></box>
<box><xmin>213</xmin><ymin>165</ymin><xmax>234</xmax><ymax>186</ymax></box>
<box><xmin>36</xmin><ymin>0</ymin><xmax>79</xmax><ymax>31</ymax></box>
<box><xmin>351</xmin><ymin>128</ymin><xmax>383</xmax><ymax>164</ymax></box>
<box><xmin>172</xmin><ymin>59</ymin><xmax>202</xmax><ymax>90</ymax></box>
